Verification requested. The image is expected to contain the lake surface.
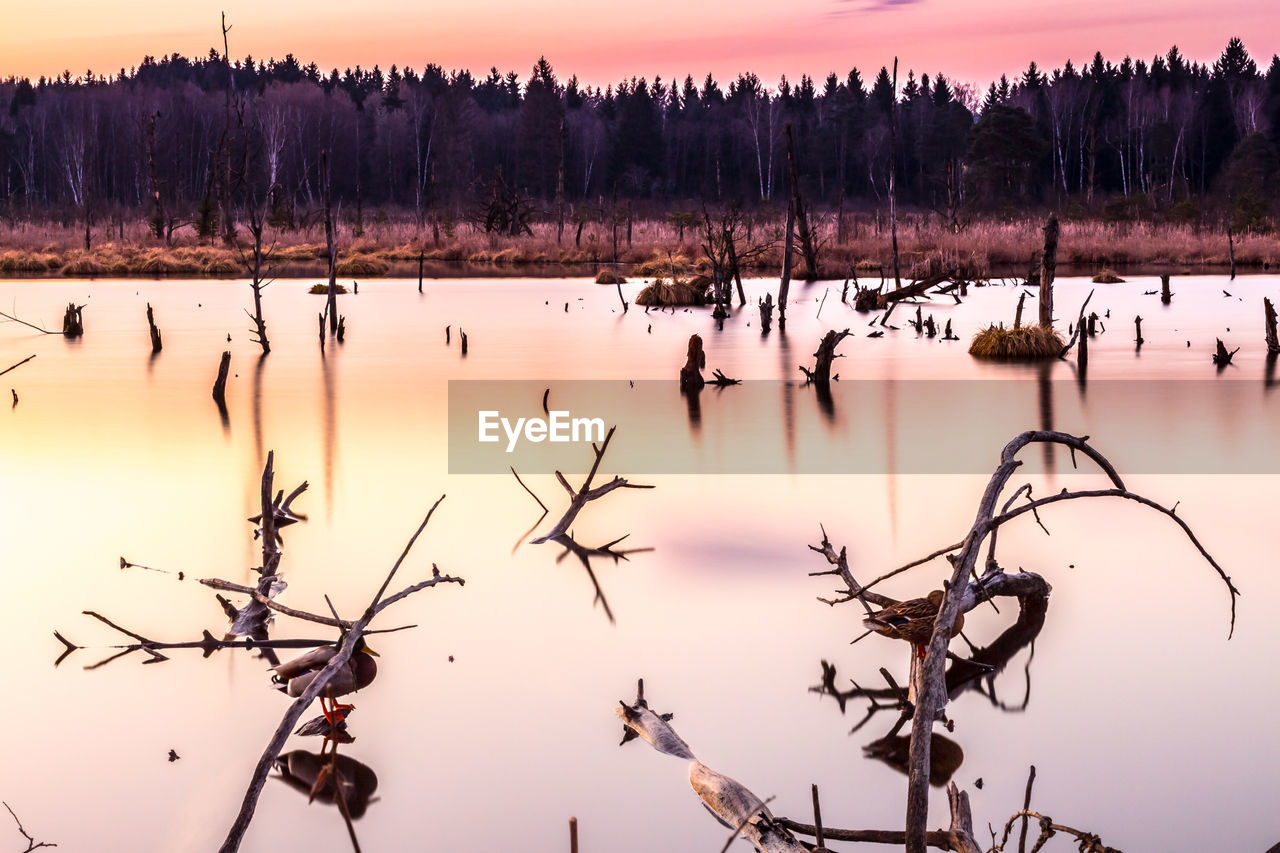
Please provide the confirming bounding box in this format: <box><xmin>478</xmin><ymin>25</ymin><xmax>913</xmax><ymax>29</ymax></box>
<box><xmin>2</xmin><ymin>273</ymin><xmax>1278</xmax><ymax>851</ymax></box>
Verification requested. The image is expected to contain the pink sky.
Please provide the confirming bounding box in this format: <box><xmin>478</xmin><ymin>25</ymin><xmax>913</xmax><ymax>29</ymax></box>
<box><xmin>4</xmin><ymin>0</ymin><xmax>1278</xmax><ymax>91</ymax></box>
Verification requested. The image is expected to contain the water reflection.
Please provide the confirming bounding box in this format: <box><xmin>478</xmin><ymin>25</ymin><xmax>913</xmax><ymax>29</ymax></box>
<box><xmin>275</xmin><ymin>748</ymin><xmax>380</xmax><ymax>818</ymax></box>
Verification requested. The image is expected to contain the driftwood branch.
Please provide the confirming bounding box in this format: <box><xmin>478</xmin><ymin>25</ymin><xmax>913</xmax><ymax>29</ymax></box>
<box><xmin>3</xmin><ymin>801</ymin><xmax>56</xmax><ymax>852</ymax></box>
<box><xmin>531</xmin><ymin>426</ymin><xmax>653</xmax><ymax>544</ymax></box>
<box><xmin>218</xmin><ymin>496</ymin><xmax>463</xmax><ymax>852</ymax></box>
<box><xmin>0</xmin><ymin>354</ymin><xmax>36</xmax><ymax>378</ymax></box>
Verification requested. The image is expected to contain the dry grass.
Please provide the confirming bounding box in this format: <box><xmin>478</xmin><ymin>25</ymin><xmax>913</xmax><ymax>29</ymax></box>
<box><xmin>308</xmin><ymin>282</ymin><xmax>349</xmax><ymax>294</ymax></box>
<box><xmin>968</xmin><ymin>324</ymin><xmax>1065</xmax><ymax>360</ymax></box>
<box><xmin>1092</xmin><ymin>268</ymin><xmax>1125</xmax><ymax>283</ymax></box>
<box><xmin>635</xmin><ymin>276</ymin><xmax>711</xmax><ymax>307</ymax></box>
<box><xmin>1</xmin><ymin>210</ymin><xmax>1277</xmax><ymax>279</ymax></box>
<box><xmin>595</xmin><ymin>269</ymin><xmax>625</xmax><ymax>284</ymax></box>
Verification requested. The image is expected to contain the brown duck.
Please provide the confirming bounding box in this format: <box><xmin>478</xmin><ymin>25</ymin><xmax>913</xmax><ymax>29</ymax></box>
<box><xmin>863</xmin><ymin>590</ymin><xmax>963</xmax><ymax>658</ymax></box>
<box><xmin>271</xmin><ymin>639</ymin><xmax>379</xmax><ymax>723</ymax></box>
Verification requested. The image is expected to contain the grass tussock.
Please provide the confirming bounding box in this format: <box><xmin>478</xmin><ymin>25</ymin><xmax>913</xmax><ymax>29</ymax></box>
<box><xmin>308</xmin><ymin>282</ymin><xmax>350</xmax><ymax>294</ymax></box>
<box><xmin>635</xmin><ymin>276</ymin><xmax>710</xmax><ymax>306</ymax></box>
<box><xmin>969</xmin><ymin>324</ymin><xmax>1065</xmax><ymax>360</ymax></box>
<box><xmin>334</xmin><ymin>254</ymin><xmax>389</xmax><ymax>276</ymax></box>
<box><xmin>1091</xmin><ymin>268</ymin><xmax>1125</xmax><ymax>283</ymax></box>
<box><xmin>595</xmin><ymin>269</ymin><xmax>625</xmax><ymax>284</ymax></box>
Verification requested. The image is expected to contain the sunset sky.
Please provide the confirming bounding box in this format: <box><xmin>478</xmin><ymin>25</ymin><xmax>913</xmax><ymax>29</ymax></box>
<box><xmin>4</xmin><ymin>0</ymin><xmax>1278</xmax><ymax>91</ymax></box>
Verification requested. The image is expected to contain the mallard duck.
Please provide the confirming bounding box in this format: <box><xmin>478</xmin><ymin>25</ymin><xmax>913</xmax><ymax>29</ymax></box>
<box><xmin>863</xmin><ymin>590</ymin><xmax>963</xmax><ymax>658</ymax></box>
<box><xmin>272</xmin><ymin>639</ymin><xmax>378</xmax><ymax>723</ymax></box>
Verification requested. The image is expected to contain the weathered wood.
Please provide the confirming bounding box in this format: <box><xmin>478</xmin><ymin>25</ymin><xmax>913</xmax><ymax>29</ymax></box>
<box><xmin>1160</xmin><ymin>273</ymin><xmax>1172</xmax><ymax>305</ymax></box>
<box><xmin>146</xmin><ymin>303</ymin><xmax>162</xmax><ymax>353</ymax></box>
<box><xmin>62</xmin><ymin>303</ymin><xmax>85</xmax><ymax>337</ymax></box>
<box><xmin>1264</xmin><ymin>298</ymin><xmax>1280</xmax><ymax>354</ymax></box>
<box><xmin>800</xmin><ymin>330</ymin><xmax>851</xmax><ymax>386</ymax></box>
<box><xmin>212</xmin><ymin>351</ymin><xmax>231</xmax><ymax>403</ymax></box>
<box><xmin>759</xmin><ymin>292</ymin><xmax>774</xmax><ymax>333</ymax></box>
<box><xmin>1014</xmin><ymin>290</ymin><xmax>1027</xmax><ymax>329</ymax></box>
<box><xmin>321</xmin><ymin>149</ymin><xmax>338</xmax><ymax>334</ymax></box>
<box><xmin>1134</xmin><ymin>315</ymin><xmax>1144</xmax><ymax>349</ymax></box>
<box><xmin>459</xmin><ymin>329</ymin><xmax>467</xmax><ymax>355</ymax></box>
<box><xmin>0</xmin><ymin>354</ymin><xmax>36</xmax><ymax>378</ymax></box>
<box><xmin>680</xmin><ymin>334</ymin><xmax>706</xmax><ymax>393</ymax></box>
<box><xmin>1039</xmin><ymin>215</ymin><xmax>1058</xmax><ymax>327</ymax></box>
<box><xmin>779</xmin><ymin>200</ymin><xmax>795</xmax><ymax>325</ymax></box>
<box><xmin>1212</xmin><ymin>338</ymin><xmax>1238</xmax><ymax>366</ymax></box>
<box><xmin>418</xmin><ymin>250</ymin><xmax>424</xmax><ymax>293</ymax></box>
<box><xmin>785</xmin><ymin>123</ymin><xmax>819</xmax><ymax>280</ymax></box>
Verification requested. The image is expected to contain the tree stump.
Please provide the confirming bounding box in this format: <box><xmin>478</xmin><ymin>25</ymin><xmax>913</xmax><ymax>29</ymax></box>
<box><xmin>800</xmin><ymin>330</ymin><xmax>852</xmax><ymax>386</ymax></box>
<box><xmin>1264</xmin><ymin>298</ymin><xmax>1280</xmax><ymax>354</ymax></box>
<box><xmin>1038</xmin><ymin>216</ymin><xmax>1058</xmax><ymax>327</ymax></box>
<box><xmin>1212</xmin><ymin>338</ymin><xmax>1238</xmax><ymax>366</ymax></box>
<box><xmin>679</xmin><ymin>334</ymin><xmax>705</xmax><ymax>393</ymax></box>
<box><xmin>212</xmin><ymin>351</ymin><xmax>231</xmax><ymax>403</ymax></box>
<box><xmin>62</xmin><ymin>303</ymin><xmax>84</xmax><ymax>337</ymax></box>
<box><xmin>1160</xmin><ymin>273</ymin><xmax>1172</xmax><ymax>305</ymax></box>
<box><xmin>146</xmin><ymin>303</ymin><xmax>162</xmax><ymax>353</ymax></box>
<box><xmin>759</xmin><ymin>292</ymin><xmax>774</xmax><ymax>333</ymax></box>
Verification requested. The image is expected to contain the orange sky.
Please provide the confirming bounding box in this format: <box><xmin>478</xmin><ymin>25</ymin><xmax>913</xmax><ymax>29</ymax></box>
<box><xmin>4</xmin><ymin>0</ymin><xmax>1278</xmax><ymax>91</ymax></box>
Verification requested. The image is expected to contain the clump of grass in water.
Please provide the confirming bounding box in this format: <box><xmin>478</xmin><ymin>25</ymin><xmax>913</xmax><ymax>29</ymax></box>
<box><xmin>635</xmin><ymin>275</ymin><xmax>711</xmax><ymax>307</ymax></box>
<box><xmin>308</xmin><ymin>282</ymin><xmax>349</xmax><ymax>294</ymax></box>
<box><xmin>968</xmin><ymin>324</ymin><xmax>1064</xmax><ymax>360</ymax></box>
<box><xmin>1092</xmin><ymin>267</ymin><xmax>1125</xmax><ymax>283</ymax></box>
<box><xmin>595</xmin><ymin>269</ymin><xmax>625</xmax><ymax>284</ymax></box>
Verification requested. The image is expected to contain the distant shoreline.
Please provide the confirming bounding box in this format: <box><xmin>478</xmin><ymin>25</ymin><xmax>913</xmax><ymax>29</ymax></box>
<box><xmin>1</xmin><ymin>214</ymin><xmax>1275</xmax><ymax>281</ymax></box>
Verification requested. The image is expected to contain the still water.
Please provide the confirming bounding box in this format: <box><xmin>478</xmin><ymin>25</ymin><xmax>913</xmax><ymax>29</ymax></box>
<box><xmin>1</xmin><ymin>273</ymin><xmax>1277</xmax><ymax>851</ymax></box>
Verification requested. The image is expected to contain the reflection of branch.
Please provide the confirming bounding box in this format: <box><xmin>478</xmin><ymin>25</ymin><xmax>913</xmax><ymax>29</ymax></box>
<box><xmin>552</xmin><ymin>533</ymin><xmax>653</xmax><ymax>624</ymax></box>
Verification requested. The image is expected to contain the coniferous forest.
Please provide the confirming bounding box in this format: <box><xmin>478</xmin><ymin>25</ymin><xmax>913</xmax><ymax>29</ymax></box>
<box><xmin>2</xmin><ymin>37</ymin><xmax>1278</xmax><ymax>236</ymax></box>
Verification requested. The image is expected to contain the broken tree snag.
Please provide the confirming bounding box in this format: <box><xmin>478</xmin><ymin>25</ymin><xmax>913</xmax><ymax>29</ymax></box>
<box><xmin>459</xmin><ymin>329</ymin><xmax>468</xmax><ymax>356</ymax></box>
<box><xmin>680</xmin><ymin>334</ymin><xmax>706</xmax><ymax>392</ymax></box>
<box><xmin>1134</xmin><ymin>315</ymin><xmax>1144</xmax><ymax>349</ymax></box>
<box><xmin>853</xmin><ymin>285</ymin><xmax>879</xmax><ymax>313</ymax></box>
<box><xmin>418</xmin><ymin>250</ymin><xmax>424</xmax><ymax>293</ymax></box>
<box><xmin>759</xmin><ymin>292</ymin><xmax>774</xmax><ymax>333</ymax></box>
<box><xmin>1212</xmin><ymin>338</ymin><xmax>1238</xmax><ymax>367</ymax></box>
<box><xmin>62</xmin><ymin>303</ymin><xmax>85</xmax><ymax>337</ymax></box>
<box><xmin>336</xmin><ymin>315</ymin><xmax>346</xmax><ymax>343</ymax></box>
<box><xmin>1228</xmin><ymin>228</ymin><xmax>1237</xmax><ymax>280</ymax></box>
<box><xmin>1014</xmin><ymin>290</ymin><xmax>1027</xmax><ymax>329</ymax></box>
<box><xmin>531</xmin><ymin>426</ymin><xmax>652</xmax><ymax>545</ymax></box>
<box><xmin>1161</xmin><ymin>273</ymin><xmax>1173</xmax><ymax>305</ymax></box>
<box><xmin>0</xmin><ymin>354</ymin><xmax>36</xmax><ymax>379</ymax></box>
<box><xmin>785</xmin><ymin>122</ymin><xmax>819</xmax><ymax>280</ymax></box>
<box><xmin>800</xmin><ymin>330</ymin><xmax>852</xmax><ymax>386</ymax></box>
<box><xmin>212</xmin><ymin>351</ymin><xmax>231</xmax><ymax>404</ymax></box>
<box><xmin>321</xmin><ymin>149</ymin><xmax>339</xmax><ymax>334</ymax></box>
<box><xmin>1039</xmin><ymin>215</ymin><xmax>1058</xmax><ymax>327</ymax></box>
<box><xmin>779</xmin><ymin>200</ymin><xmax>795</xmax><ymax>326</ymax></box>
<box><xmin>1265</xmin><ymin>298</ymin><xmax>1280</xmax><ymax>354</ymax></box>
<box><xmin>146</xmin><ymin>303</ymin><xmax>162</xmax><ymax>353</ymax></box>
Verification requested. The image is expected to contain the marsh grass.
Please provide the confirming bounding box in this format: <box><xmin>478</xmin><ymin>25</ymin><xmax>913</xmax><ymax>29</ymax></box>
<box><xmin>0</xmin><ymin>212</ymin><xmax>1276</xmax><ymax>278</ymax></box>
<box><xmin>968</xmin><ymin>324</ymin><xmax>1065</xmax><ymax>360</ymax></box>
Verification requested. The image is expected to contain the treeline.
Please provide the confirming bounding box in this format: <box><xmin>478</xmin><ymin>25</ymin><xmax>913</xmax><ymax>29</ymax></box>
<box><xmin>1</xmin><ymin>37</ymin><xmax>1278</xmax><ymax>238</ymax></box>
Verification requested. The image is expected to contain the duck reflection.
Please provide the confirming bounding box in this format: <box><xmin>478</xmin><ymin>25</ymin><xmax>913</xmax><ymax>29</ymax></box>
<box><xmin>863</xmin><ymin>732</ymin><xmax>964</xmax><ymax>787</ymax></box>
<box><xmin>275</xmin><ymin>749</ymin><xmax>379</xmax><ymax>819</ymax></box>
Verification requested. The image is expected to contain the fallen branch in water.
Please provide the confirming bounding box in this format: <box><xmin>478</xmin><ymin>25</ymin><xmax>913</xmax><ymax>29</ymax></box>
<box><xmin>0</xmin><ymin>354</ymin><xmax>36</xmax><ymax>378</ymax></box>
<box><xmin>531</xmin><ymin>426</ymin><xmax>653</xmax><ymax>544</ymax></box>
<box><xmin>218</xmin><ymin>495</ymin><xmax>464</xmax><ymax>853</ymax></box>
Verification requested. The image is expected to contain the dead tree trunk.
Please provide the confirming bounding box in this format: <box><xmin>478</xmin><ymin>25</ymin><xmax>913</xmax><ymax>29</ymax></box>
<box><xmin>418</xmin><ymin>250</ymin><xmax>424</xmax><ymax>294</ymax></box>
<box><xmin>759</xmin><ymin>292</ymin><xmax>774</xmax><ymax>333</ymax></box>
<box><xmin>1039</xmin><ymin>215</ymin><xmax>1058</xmax><ymax>327</ymax></box>
<box><xmin>800</xmin><ymin>330</ymin><xmax>851</xmax><ymax>386</ymax></box>
<box><xmin>1264</xmin><ymin>298</ymin><xmax>1280</xmax><ymax>354</ymax></box>
<box><xmin>1134</xmin><ymin>315</ymin><xmax>1144</xmax><ymax>349</ymax></box>
<box><xmin>1014</xmin><ymin>290</ymin><xmax>1027</xmax><ymax>329</ymax></box>
<box><xmin>1228</xmin><ymin>228</ymin><xmax>1237</xmax><ymax>280</ymax></box>
<box><xmin>785</xmin><ymin>122</ymin><xmax>819</xmax><ymax>280</ymax></box>
<box><xmin>146</xmin><ymin>303</ymin><xmax>162</xmax><ymax>353</ymax></box>
<box><xmin>321</xmin><ymin>150</ymin><xmax>338</xmax><ymax>334</ymax></box>
<box><xmin>145</xmin><ymin>112</ymin><xmax>167</xmax><ymax>241</ymax></box>
<box><xmin>1160</xmin><ymin>273</ymin><xmax>1172</xmax><ymax>305</ymax></box>
<box><xmin>62</xmin><ymin>303</ymin><xmax>85</xmax><ymax>337</ymax></box>
<box><xmin>780</xmin><ymin>200</ymin><xmax>795</xmax><ymax>326</ymax></box>
<box><xmin>680</xmin><ymin>335</ymin><xmax>705</xmax><ymax>393</ymax></box>
<box><xmin>889</xmin><ymin>59</ymin><xmax>902</xmax><ymax>290</ymax></box>
<box><xmin>212</xmin><ymin>350</ymin><xmax>231</xmax><ymax>403</ymax></box>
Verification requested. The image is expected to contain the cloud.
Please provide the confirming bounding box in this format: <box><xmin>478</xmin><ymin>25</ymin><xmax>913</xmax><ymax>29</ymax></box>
<box><xmin>826</xmin><ymin>0</ymin><xmax>923</xmax><ymax>18</ymax></box>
